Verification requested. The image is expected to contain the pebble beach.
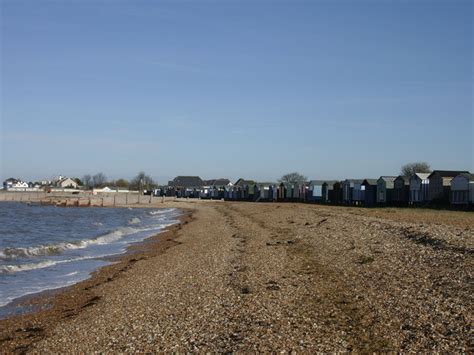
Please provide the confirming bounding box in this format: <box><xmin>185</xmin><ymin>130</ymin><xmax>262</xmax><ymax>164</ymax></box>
<box><xmin>0</xmin><ymin>200</ymin><xmax>472</xmax><ymax>352</ymax></box>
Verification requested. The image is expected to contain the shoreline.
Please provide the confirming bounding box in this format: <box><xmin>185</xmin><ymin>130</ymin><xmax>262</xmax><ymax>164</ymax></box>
<box><xmin>0</xmin><ymin>207</ymin><xmax>193</xmax><ymax>353</ymax></box>
<box><xmin>0</xmin><ymin>200</ymin><xmax>470</xmax><ymax>352</ymax></box>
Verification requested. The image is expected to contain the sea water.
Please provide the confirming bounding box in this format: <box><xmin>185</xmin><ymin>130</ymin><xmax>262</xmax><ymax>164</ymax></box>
<box><xmin>0</xmin><ymin>202</ymin><xmax>180</xmax><ymax>314</ymax></box>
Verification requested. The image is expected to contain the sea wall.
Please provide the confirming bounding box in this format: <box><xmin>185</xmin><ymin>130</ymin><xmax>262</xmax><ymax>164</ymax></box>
<box><xmin>0</xmin><ymin>191</ymin><xmax>172</xmax><ymax>206</ymax></box>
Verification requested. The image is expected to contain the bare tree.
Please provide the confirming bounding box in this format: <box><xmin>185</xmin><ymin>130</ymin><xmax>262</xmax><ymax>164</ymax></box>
<box><xmin>82</xmin><ymin>174</ymin><xmax>93</xmax><ymax>189</ymax></box>
<box><xmin>92</xmin><ymin>173</ymin><xmax>107</xmax><ymax>188</ymax></box>
<box><xmin>278</xmin><ymin>172</ymin><xmax>307</xmax><ymax>184</ymax></box>
<box><xmin>401</xmin><ymin>162</ymin><xmax>432</xmax><ymax>176</ymax></box>
<box><xmin>130</xmin><ymin>171</ymin><xmax>156</xmax><ymax>192</ymax></box>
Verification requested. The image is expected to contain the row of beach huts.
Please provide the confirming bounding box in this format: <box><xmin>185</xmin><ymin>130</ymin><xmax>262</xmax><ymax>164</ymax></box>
<box><xmin>157</xmin><ymin>170</ymin><xmax>474</xmax><ymax>207</ymax></box>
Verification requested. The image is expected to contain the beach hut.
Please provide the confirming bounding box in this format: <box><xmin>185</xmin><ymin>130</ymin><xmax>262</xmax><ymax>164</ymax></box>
<box><xmin>256</xmin><ymin>183</ymin><xmax>276</xmax><ymax>201</ymax></box>
<box><xmin>409</xmin><ymin>173</ymin><xmax>430</xmax><ymax>204</ymax></box>
<box><xmin>268</xmin><ymin>184</ymin><xmax>278</xmax><ymax>201</ymax></box>
<box><xmin>330</xmin><ymin>181</ymin><xmax>343</xmax><ymax>204</ymax></box>
<box><xmin>343</xmin><ymin>179</ymin><xmax>363</xmax><ymax>205</ymax></box>
<box><xmin>428</xmin><ymin>170</ymin><xmax>469</xmax><ymax>203</ymax></box>
<box><xmin>362</xmin><ymin>179</ymin><xmax>378</xmax><ymax>206</ymax></box>
<box><xmin>321</xmin><ymin>180</ymin><xmax>338</xmax><ymax>203</ymax></box>
<box><xmin>392</xmin><ymin>176</ymin><xmax>409</xmax><ymax>205</ymax></box>
<box><xmin>292</xmin><ymin>184</ymin><xmax>301</xmax><ymax>201</ymax></box>
<box><xmin>450</xmin><ymin>173</ymin><xmax>474</xmax><ymax>205</ymax></box>
<box><xmin>277</xmin><ymin>183</ymin><xmax>285</xmax><ymax>201</ymax></box>
<box><xmin>308</xmin><ymin>180</ymin><xmax>326</xmax><ymax>202</ymax></box>
<box><xmin>376</xmin><ymin>176</ymin><xmax>396</xmax><ymax>204</ymax></box>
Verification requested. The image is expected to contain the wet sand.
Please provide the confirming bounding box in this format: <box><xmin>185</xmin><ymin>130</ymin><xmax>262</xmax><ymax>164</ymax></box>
<box><xmin>0</xmin><ymin>200</ymin><xmax>472</xmax><ymax>352</ymax></box>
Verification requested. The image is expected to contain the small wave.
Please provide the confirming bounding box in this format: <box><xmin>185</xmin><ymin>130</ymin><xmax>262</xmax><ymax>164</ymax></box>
<box><xmin>65</xmin><ymin>271</ymin><xmax>79</xmax><ymax>277</ymax></box>
<box><xmin>0</xmin><ymin>227</ymin><xmax>138</xmax><ymax>260</ymax></box>
<box><xmin>0</xmin><ymin>255</ymin><xmax>108</xmax><ymax>274</ymax></box>
<box><xmin>149</xmin><ymin>208</ymin><xmax>175</xmax><ymax>215</ymax></box>
<box><xmin>92</xmin><ymin>222</ymin><xmax>103</xmax><ymax>226</ymax></box>
<box><xmin>0</xmin><ymin>243</ymin><xmax>84</xmax><ymax>259</ymax></box>
<box><xmin>0</xmin><ymin>260</ymin><xmax>57</xmax><ymax>273</ymax></box>
<box><xmin>128</xmin><ymin>217</ymin><xmax>141</xmax><ymax>225</ymax></box>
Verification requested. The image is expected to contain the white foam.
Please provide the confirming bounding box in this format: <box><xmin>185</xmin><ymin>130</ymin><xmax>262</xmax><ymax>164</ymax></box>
<box><xmin>128</xmin><ymin>217</ymin><xmax>141</xmax><ymax>225</ymax></box>
<box><xmin>0</xmin><ymin>255</ymin><xmax>109</xmax><ymax>274</ymax></box>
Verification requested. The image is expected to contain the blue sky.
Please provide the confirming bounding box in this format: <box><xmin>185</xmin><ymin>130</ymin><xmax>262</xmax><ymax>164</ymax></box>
<box><xmin>1</xmin><ymin>0</ymin><xmax>472</xmax><ymax>183</ymax></box>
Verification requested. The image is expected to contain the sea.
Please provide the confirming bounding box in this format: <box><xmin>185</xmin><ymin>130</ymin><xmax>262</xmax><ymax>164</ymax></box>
<box><xmin>0</xmin><ymin>202</ymin><xmax>180</xmax><ymax>315</ymax></box>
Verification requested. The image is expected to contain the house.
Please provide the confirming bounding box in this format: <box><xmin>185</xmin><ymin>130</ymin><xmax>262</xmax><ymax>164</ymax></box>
<box><xmin>393</xmin><ymin>176</ymin><xmax>410</xmax><ymax>205</ymax></box>
<box><xmin>376</xmin><ymin>176</ymin><xmax>397</xmax><ymax>204</ymax></box>
<box><xmin>321</xmin><ymin>180</ymin><xmax>338</xmax><ymax>203</ymax></box>
<box><xmin>428</xmin><ymin>170</ymin><xmax>469</xmax><ymax>203</ymax></box>
<box><xmin>362</xmin><ymin>179</ymin><xmax>378</xmax><ymax>206</ymax></box>
<box><xmin>3</xmin><ymin>178</ymin><xmax>29</xmax><ymax>190</ymax></box>
<box><xmin>168</xmin><ymin>176</ymin><xmax>204</xmax><ymax>188</ymax></box>
<box><xmin>57</xmin><ymin>177</ymin><xmax>79</xmax><ymax>189</ymax></box>
<box><xmin>343</xmin><ymin>179</ymin><xmax>363</xmax><ymax>204</ymax></box>
<box><xmin>409</xmin><ymin>173</ymin><xmax>430</xmax><ymax>204</ymax></box>
<box><xmin>450</xmin><ymin>173</ymin><xmax>474</xmax><ymax>205</ymax></box>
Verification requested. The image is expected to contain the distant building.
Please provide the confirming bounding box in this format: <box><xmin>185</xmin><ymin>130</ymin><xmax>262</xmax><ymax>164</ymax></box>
<box><xmin>376</xmin><ymin>176</ymin><xmax>397</xmax><ymax>204</ymax></box>
<box><xmin>393</xmin><ymin>176</ymin><xmax>410</xmax><ymax>205</ymax></box>
<box><xmin>93</xmin><ymin>186</ymin><xmax>130</xmax><ymax>194</ymax></box>
<box><xmin>342</xmin><ymin>179</ymin><xmax>363</xmax><ymax>204</ymax></box>
<box><xmin>234</xmin><ymin>178</ymin><xmax>256</xmax><ymax>187</ymax></box>
<box><xmin>450</xmin><ymin>173</ymin><xmax>474</xmax><ymax>205</ymax></box>
<box><xmin>203</xmin><ymin>179</ymin><xmax>232</xmax><ymax>187</ymax></box>
<box><xmin>168</xmin><ymin>176</ymin><xmax>204</xmax><ymax>188</ymax></box>
<box><xmin>308</xmin><ymin>180</ymin><xmax>326</xmax><ymax>202</ymax></box>
<box><xmin>409</xmin><ymin>173</ymin><xmax>430</xmax><ymax>204</ymax></box>
<box><xmin>321</xmin><ymin>180</ymin><xmax>339</xmax><ymax>203</ymax></box>
<box><xmin>56</xmin><ymin>177</ymin><xmax>79</xmax><ymax>189</ymax></box>
<box><xmin>3</xmin><ymin>178</ymin><xmax>29</xmax><ymax>190</ymax></box>
<box><xmin>428</xmin><ymin>170</ymin><xmax>469</xmax><ymax>202</ymax></box>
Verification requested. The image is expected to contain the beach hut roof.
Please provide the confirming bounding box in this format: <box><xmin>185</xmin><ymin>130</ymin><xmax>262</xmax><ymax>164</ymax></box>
<box><xmin>203</xmin><ymin>178</ymin><xmax>231</xmax><ymax>186</ymax></box>
<box><xmin>456</xmin><ymin>173</ymin><xmax>474</xmax><ymax>181</ymax></box>
<box><xmin>413</xmin><ymin>173</ymin><xmax>431</xmax><ymax>180</ymax></box>
<box><xmin>168</xmin><ymin>176</ymin><xmax>204</xmax><ymax>188</ymax></box>
<box><xmin>363</xmin><ymin>179</ymin><xmax>378</xmax><ymax>185</ymax></box>
<box><xmin>428</xmin><ymin>170</ymin><xmax>470</xmax><ymax>179</ymax></box>
<box><xmin>234</xmin><ymin>178</ymin><xmax>256</xmax><ymax>186</ymax></box>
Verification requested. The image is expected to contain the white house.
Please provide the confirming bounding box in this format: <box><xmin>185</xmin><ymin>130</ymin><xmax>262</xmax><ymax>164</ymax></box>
<box><xmin>450</xmin><ymin>173</ymin><xmax>474</xmax><ymax>205</ymax></box>
<box><xmin>3</xmin><ymin>178</ymin><xmax>30</xmax><ymax>190</ymax></box>
<box><xmin>57</xmin><ymin>177</ymin><xmax>79</xmax><ymax>189</ymax></box>
<box><xmin>93</xmin><ymin>186</ymin><xmax>131</xmax><ymax>194</ymax></box>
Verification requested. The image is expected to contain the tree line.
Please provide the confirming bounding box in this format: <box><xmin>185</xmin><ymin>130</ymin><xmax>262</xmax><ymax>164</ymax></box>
<box><xmin>279</xmin><ymin>162</ymin><xmax>432</xmax><ymax>184</ymax></box>
<box><xmin>80</xmin><ymin>171</ymin><xmax>157</xmax><ymax>191</ymax></box>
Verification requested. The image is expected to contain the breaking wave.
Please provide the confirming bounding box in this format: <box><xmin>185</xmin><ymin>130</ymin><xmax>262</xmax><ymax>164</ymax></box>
<box><xmin>149</xmin><ymin>208</ymin><xmax>176</xmax><ymax>216</ymax></box>
<box><xmin>128</xmin><ymin>217</ymin><xmax>141</xmax><ymax>225</ymax></box>
<box><xmin>0</xmin><ymin>255</ymin><xmax>106</xmax><ymax>274</ymax></box>
<box><xmin>0</xmin><ymin>225</ymin><xmax>161</xmax><ymax>261</ymax></box>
